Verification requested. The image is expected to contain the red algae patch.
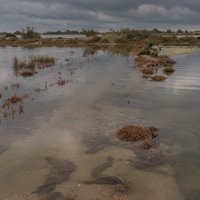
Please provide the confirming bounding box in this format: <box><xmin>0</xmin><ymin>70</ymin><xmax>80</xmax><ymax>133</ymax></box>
<box><xmin>56</xmin><ymin>79</ymin><xmax>66</xmax><ymax>86</ymax></box>
<box><xmin>117</xmin><ymin>125</ymin><xmax>158</xmax><ymax>149</ymax></box>
<box><xmin>151</xmin><ymin>75</ymin><xmax>166</xmax><ymax>82</ymax></box>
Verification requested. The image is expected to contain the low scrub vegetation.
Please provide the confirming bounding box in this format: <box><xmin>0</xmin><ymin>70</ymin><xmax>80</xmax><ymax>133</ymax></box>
<box><xmin>86</xmin><ymin>36</ymin><xmax>101</xmax><ymax>43</ymax></box>
<box><xmin>82</xmin><ymin>28</ymin><xmax>98</xmax><ymax>37</ymax></box>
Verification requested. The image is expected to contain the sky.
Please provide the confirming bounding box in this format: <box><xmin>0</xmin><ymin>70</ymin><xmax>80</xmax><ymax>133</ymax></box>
<box><xmin>0</xmin><ymin>0</ymin><xmax>200</xmax><ymax>33</ymax></box>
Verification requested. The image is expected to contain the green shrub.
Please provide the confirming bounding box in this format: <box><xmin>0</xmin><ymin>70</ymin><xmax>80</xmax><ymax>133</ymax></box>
<box><xmin>8</xmin><ymin>37</ymin><xmax>18</xmax><ymax>42</ymax></box>
<box><xmin>132</xmin><ymin>37</ymin><xmax>141</xmax><ymax>42</ymax></box>
<box><xmin>114</xmin><ymin>38</ymin><xmax>129</xmax><ymax>43</ymax></box>
<box><xmin>21</xmin><ymin>26</ymin><xmax>41</xmax><ymax>39</ymax></box>
<box><xmin>138</xmin><ymin>49</ymin><xmax>150</xmax><ymax>55</ymax></box>
<box><xmin>6</xmin><ymin>33</ymin><xmax>16</xmax><ymax>37</ymax></box>
<box><xmin>160</xmin><ymin>37</ymin><xmax>174</xmax><ymax>43</ymax></box>
<box><xmin>99</xmin><ymin>38</ymin><xmax>110</xmax><ymax>43</ymax></box>
<box><xmin>82</xmin><ymin>28</ymin><xmax>98</xmax><ymax>37</ymax></box>
<box><xmin>179</xmin><ymin>37</ymin><xmax>198</xmax><ymax>43</ymax></box>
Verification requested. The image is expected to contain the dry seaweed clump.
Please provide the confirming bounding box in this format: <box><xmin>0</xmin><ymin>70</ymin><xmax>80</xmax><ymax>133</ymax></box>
<box><xmin>151</xmin><ymin>75</ymin><xmax>166</xmax><ymax>82</ymax></box>
<box><xmin>117</xmin><ymin>125</ymin><xmax>158</xmax><ymax>149</ymax></box>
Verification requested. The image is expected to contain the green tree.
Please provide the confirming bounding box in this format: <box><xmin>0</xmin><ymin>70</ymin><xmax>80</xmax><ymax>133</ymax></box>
<box><xmin>21</xmin><ymin>26</ymin><xmax>40</xmax><ymax>39</ymax></box>
<box><xmin>166</xmin><ymin>29</ymin><xmax>172</xmax><ymax>33</ymax></box>
<box><xmin>152</xmin><ymin>28</ymin><xmax>160</xmax><ymax>33</ymax></box>
<box><xmin>177</xmin><ymin>29</ymin><xmax>183</xmax><ymax>33</ymax></box>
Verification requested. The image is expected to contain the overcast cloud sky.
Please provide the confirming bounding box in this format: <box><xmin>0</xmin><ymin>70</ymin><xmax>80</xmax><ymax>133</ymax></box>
<box><xmin>0</xmin><ymin>0</ymin><xmax>200</xmax><ymax>32</ymax></box>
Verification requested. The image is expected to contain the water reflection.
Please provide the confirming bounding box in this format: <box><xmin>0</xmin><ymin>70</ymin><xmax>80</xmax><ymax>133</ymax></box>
<box><xmin>82</xmin><ymin>45</ymin><xmax>133</xmax><ymax>57</ymax></box>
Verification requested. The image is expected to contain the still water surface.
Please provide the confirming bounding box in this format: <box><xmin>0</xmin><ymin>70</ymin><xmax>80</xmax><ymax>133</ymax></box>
<box><xmin>0</xmin><ymin>46</ymin><xmax>200</xmax><ymax>200</ymax></box>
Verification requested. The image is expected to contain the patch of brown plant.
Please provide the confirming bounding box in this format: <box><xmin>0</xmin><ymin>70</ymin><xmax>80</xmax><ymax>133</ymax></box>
<box><xmin>163</xmin><ymin>66</ymin><xmax>175</xmax><ymax>73</ymax></box>
<box><xmin>151</xmin><ymin>75</ymin><xmax>166</xmax><ymax>82</ymax></box>
<box><xmin>9</xmin><ymin>94</ymin><xmax>23</xmax><ymax>104</ymax></box>
<box><xmin>117</xmin><ymin>125</ymin><xmax>158</xmax><ymax>142</ymax></box>
<box><xmin>140</xmin><ymin>138</ymin><xmax>156</xmax><ymax>149</ymax></box>
<box><xmin>11</xmin><ymin>83</ymin><xmax>21</xmax><ymax>89</ymax></box>
<box><xmin>139</xmin><ymin>67</ymin><xmax>155</xmax><ymax>75</ymax></box>
<box><xmin>56</xmin><ymin>79</ymin><xmax>66</xmax><ymax>86</ymax></box>
<box><xmin>20</xmin><ymin>70</ymin><xmax>36</xmax><ymax>77</ymax></box>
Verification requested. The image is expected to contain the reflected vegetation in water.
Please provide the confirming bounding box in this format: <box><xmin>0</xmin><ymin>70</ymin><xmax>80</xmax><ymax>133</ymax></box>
<box><xmin>0</xmin><ymin>46</ymin><xmax>200</xmax><ymax>200</ymax></box>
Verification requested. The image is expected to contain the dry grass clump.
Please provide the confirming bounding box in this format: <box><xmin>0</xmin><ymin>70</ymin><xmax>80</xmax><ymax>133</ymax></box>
<box><xmin>140</xmin><ymin>67</ymin><xmax>155</xmax><ymax>75</ymax></box>
<box><xmin>20</xmin><ymin>70</ymin><xmax>36</xmax><ymax>77</ymax></box>
<box><xmin>33</xmin><ymin>55</ymin><xmax>55</xmax><ymax>64</ymax></box>
<box><xmin>151</xmin><ymin>75</ymin><xmax>166</xmax><ymax>82</ymax></box>
<box><xmin>13</xmin><ymin>55</ymin><xmax>55</xmax><ymax>75</ymax></box>
<box><xmin>134</xmin><ymin>55</ymin><xmax>156</xmax><ymax>68</ymax></box>
<box><xmin>157</xmin><ymin>55</ymin><xmax>176</xmax><ymax>67</ymax></box>
<box><xmin>13</xmin><ymin>56</ymin><xmax>35</xmax><ymax>70</ymax></box>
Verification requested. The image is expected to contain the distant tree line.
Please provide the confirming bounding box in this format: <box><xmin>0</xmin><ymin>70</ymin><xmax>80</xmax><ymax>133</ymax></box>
<box><xmin>0</xmin><ymin>28</ymin><xmax>199</xmax><ymax>37</ymax></box>
<box><xmin>43</xmin><ymin>30</ymin><xmax>84</xmax><ymax>35</ymax></box>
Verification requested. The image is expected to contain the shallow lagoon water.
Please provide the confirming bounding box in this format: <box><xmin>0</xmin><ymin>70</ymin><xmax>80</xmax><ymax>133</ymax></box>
<box><xmin>0</xmin><ymin>46</ymin><xmax>200</xmax><ymax>200</ymax></box>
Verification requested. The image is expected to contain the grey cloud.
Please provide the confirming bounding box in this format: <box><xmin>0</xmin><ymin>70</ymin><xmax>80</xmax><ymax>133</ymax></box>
<box><xmin>0</xmin><ymin>0</ymin><xmax>200</xmax><ymax>32</ymax></box>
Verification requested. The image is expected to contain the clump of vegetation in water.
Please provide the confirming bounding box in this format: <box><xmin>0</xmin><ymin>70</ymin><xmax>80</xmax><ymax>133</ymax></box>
<box><xmin>140</xmin><ymin>138</ymin><xmax>156</xmax><ymax>149</ymax></box>
<box><xmin>0</xmin><ymin>93</ymin><xmax>29</xmax><ymax>119</ymax></box>
<box><xmin>139</xmin><ymin>67</ymin><xmax>155</xmax><ymax>75</ymax></box>
<box><xmin>117</xmin><ymin>125</ymin><xmax>158</xmax><ymax>149</ymax></box>
<box><xmin>13</xmin><ymin>56</ymin><xmax>35</xmax><ymax>70</ymax></box>
<box><xmin>151</xmin><ymin>75</ymin><xmax>167</xmax><ymax>82</ymax></box>
<box><xmin>12</xmin><ymin>55</ymin><xmax>55</xmax><ymax>76</ymax></box>
<box><xmin>20</xmin><ymin>70</ymin><xmax>37</xmax><ymax>77</ymax></box>
<box><xmin>11</xmin><ymin>83</ymin><xmax>20</xmax><ymax>89</ymax></box>
<box><xmin>56</xmin><ymin>78</ymin><xmax>66</xmax><ymax>86</ymax></box>
<box><xmin>163</xmin><ymin>66</ymin><xmax>175</xmax><ymax>73</ymax></box>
